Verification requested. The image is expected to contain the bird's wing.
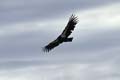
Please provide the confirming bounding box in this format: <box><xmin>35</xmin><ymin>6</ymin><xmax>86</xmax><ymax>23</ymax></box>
<box><xmin>61</xmin><ymin>14</ymin><xmax>78</xmax><ymax>38</ymax></box>
<box><xmin>43</xmin><ymin>39</ymin><xmax>61</xmax><ymax>52</ymax></box>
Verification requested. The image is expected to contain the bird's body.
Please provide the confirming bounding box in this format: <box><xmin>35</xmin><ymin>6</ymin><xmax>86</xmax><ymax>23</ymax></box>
<box><xmin>43</xmin><ymin>14</ymin><xmax>78</xmax><ymax>52</ymax></box>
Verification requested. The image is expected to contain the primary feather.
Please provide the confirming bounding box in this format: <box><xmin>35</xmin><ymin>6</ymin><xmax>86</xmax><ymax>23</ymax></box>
<box><xmin>61</xmin><ymin>14</ymin><xmax>78</xmax><ymax>38</ymax></box>
<box><xmin>43</xmin><ymin>14</ymin><xmax>78</xmax><ymax>52</ymax></box>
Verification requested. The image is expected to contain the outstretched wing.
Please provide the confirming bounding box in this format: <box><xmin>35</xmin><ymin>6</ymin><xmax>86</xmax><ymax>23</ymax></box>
<box><xmin>43</xmin><ymin>39</ymin><xmax>61</xmax><ymax>52</ymax></box>
<box><xmin>61</xmin><ymin>14</ymin><xmax>78</xmax><ymax>38</ymax></box>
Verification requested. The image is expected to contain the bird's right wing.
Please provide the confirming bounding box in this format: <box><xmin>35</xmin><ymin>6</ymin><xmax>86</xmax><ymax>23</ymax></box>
<box><xmin>61</xmin><ymin>14</ymin><xmax>78</xmax><ymax>38</ymax></box>
<box><xmin>43</xmin><ymin>39</ymin><xmax>61</xmax><ymax>52</ymax></box>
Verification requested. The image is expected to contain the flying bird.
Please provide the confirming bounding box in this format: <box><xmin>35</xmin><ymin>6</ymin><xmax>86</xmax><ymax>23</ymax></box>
<box><xmin>43</xmin><ymin>14</ymin><xmax>78</xmax><ymax>52</ymax></box>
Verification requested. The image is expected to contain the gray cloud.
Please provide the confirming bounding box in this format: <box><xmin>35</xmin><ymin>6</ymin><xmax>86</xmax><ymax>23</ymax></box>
<box><xmin>0</xmin><ymin>1</ymin><xmax>120</xmax><ymax>80</ymax></box>
<box><xmin>0</xmin><ymin>62</ymin><xmax>120</xmax><ymax>80</ymax></box>
<box><xmin>0</xmin><ymin>0</ymin><xmax>120</xmax><ymax>25</ymax></box>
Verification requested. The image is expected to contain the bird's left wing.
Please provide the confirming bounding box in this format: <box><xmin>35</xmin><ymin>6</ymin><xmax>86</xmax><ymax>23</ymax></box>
<box><xmin>43</xmin><ymin>38</ymin><xmax>61</xmax><ymax>52</ymax></box>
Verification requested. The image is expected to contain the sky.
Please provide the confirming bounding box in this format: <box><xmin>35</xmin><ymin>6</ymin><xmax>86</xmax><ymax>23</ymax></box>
<box><xmin>0</xmin><ymin>0</ymin><xmax>120</xmax><ymax>80</ymax></box>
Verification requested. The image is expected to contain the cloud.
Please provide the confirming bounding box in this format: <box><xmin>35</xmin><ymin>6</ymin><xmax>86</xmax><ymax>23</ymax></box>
<box><xmin>0</xmin><ymin>0</ymin><xmax>119</xmax><ymax>25</ymax></box>
<box><xmin>0</xmin><ymin>63</ymin><xmax>120</xmax><ymax>80</ymax></box>
<box><xmin>0</xmin><ymin>2</ymin><xmax>120</xmax><ymax>80</ymax></box>
<box><xmin>0</xmin><ymin>3</ymin><xmax>120</xmax><ymax>58</ymax></box>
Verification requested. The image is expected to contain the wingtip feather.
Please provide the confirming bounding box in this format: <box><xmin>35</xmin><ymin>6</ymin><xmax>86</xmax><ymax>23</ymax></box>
<box><xmin>69</xmin><ymin>14</ymin><xmax>79</xmax><ymax>24</ymax></box>
<box><xmin>42</xmin><ymin>47</ymin><xmax>50</xmax><ymax>52</ymax></box>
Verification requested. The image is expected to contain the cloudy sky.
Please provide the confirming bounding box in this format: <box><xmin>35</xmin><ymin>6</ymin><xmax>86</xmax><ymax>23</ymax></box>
<box><xmin>0</xmin><ymin>0</ymin><xmax>120</xmax><ymax>80</ymax></box>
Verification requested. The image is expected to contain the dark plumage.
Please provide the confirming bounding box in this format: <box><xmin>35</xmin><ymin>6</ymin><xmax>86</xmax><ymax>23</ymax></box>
<box><xmin>43</xmin><ymin>14</ymin><xmax>78</xmax><ymax>52</ymax></box>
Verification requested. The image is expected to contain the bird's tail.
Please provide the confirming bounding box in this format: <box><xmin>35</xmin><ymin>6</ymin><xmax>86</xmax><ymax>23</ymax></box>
<box><xmin>64</xmin><ymin>37</ymin><xmax>73</xmax><ymax>42</ymax></box>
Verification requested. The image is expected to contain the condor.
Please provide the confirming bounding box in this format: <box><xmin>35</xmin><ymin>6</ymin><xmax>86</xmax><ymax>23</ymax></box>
<box><xmin>43</xmin><ymin>14</ymin><xmax>78</xmax><ymax>52</ymax></box>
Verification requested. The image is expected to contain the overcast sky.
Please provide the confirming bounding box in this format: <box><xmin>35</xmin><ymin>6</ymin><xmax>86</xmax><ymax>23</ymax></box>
<box><xmin>0</xmin><ymin>0</ymin><xmax>120</xmax><ymax>80</ymax></box>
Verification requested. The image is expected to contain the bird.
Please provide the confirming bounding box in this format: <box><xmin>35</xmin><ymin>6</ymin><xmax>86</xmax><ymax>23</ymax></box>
<box><xmin>43</xmin><ymin>14</ymin><xmax>78</xmax><ymax>52</ymax></box>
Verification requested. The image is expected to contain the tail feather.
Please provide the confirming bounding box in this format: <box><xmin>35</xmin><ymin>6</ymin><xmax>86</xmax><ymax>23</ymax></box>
<box><xmin>64</xmin><ymin>37</ymin><xmax>73</xmax><ymax>42</ymax></box>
